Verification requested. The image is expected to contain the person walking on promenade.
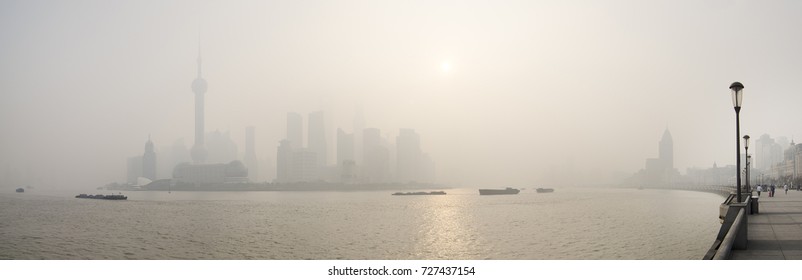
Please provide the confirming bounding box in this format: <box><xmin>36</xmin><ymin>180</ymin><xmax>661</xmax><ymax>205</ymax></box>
<box><xmin>757</xmin><ymin>185</ymin><xmax>762</xmax><ymax>197</ymax></box>
<box><xmin>770</xmin><ymin>185</ymin><xmax>776</xmax><ymax>197</ymax></box>
<box><xmin>785</xmin><ymin>184</ymin><xmax>789</xmax><ymax>195</ymax></box>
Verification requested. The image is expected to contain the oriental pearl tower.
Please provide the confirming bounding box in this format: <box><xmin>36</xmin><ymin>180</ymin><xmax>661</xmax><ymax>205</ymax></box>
<box><xmin>190</xmin><ymin>42</ymin><xmax>208</xmax><ymax>163</ymax></box>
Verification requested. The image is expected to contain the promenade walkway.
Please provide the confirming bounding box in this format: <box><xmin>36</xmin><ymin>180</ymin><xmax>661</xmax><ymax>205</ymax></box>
<box><xmin>730</xmin><ymin>188</ymin><xmax>802</xmax><ymax>259</ymax></box>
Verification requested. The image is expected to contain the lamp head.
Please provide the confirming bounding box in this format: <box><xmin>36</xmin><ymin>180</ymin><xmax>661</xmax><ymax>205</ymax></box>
<box><xmin>730</xmin><ymin>82</ymin><xmax>744</xmax><ymax>109</ymax></box>
<box><xmin>744</xmin><ymin>134</ymin><xmax>750</xmax><ymax>149</ymax></box>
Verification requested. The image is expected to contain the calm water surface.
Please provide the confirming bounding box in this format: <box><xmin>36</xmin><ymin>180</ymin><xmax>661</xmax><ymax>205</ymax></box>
<box><xmin>0</xmin><ymin>187</ymin><xmax>722</xmax><ymax>259</ymax></box>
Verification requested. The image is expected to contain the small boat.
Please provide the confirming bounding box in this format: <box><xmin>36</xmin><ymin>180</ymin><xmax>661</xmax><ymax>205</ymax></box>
<box><xmin>536</xmin><ymin>188</ymin><xmax>554</xmax><ymax>193</ymax></box>
<box><xmin>392</xmin><ymin>191</ymin><xmax>446</xmax><ymax>195</ymax></box>
<box><xmin>479</xmin><ymin>187</ymin><xmax>520</xmax><ymax>195</ymax></box>
<box><xmin>75</xmin><ymin>193</ymin><xmax>127</xmax><ymax>200</ymax></box>
<box><xmin>16</xmin><ymin>188</ymin><xmax>24</xmax><ymax>193</ymax></box>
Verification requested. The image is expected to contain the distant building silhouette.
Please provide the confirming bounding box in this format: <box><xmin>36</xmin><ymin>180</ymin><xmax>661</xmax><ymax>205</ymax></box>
<box><xmin>337</xmin><ymin>129</ymin><xmax>354</xmax><ymax>164</ymax></box>
<box><xmin>353</xmin><ymin>107</ymin><xmax>365</xmax><ymax>166</ymax></box>
<box><xmin>363</xmin><ymin>128</ymin><xmax>389</xmax><ymax>183</ymax></box>
<box><xmin>633</xmin><ymin>128</ymin><xmax>679</xmax><ymax>186</ymax></box>
<box><xmin>276</xmin><ymin>139</ymin><xmax>293</xmax><ymax>183</ymax></box>
<box><xmin>142</xmin><ymin>136</ymin><xmax>156</xmax><ymax>180</ymax></box>
<box><xmin>756</xmin><ymin>134</ymin><xmax>784</xmax><ymax>171</ymax></box>
<box><xmin>396</xmin><ymin>129</ymin><xmax>422</xmax><ymax>183</ymax></box>
<box><xmin>769</xmin><ymin>140</ymin><xmax>802</xmax><ymax>183</ymax></box>
<box><xmin>276</xmin><ymin>111</ymin><xmax>333</xmax><ymax>183</ymax></box>
<box><xmin>205</xmin><ymin>130</ymin><xmax>238</xmax><ymax>164</ymax></box>
<box><xmin>659</xmin><ymin>129</ymin><xmax>673</xmax><ymax>170</ymax></box>
<box><xmin>291</xmin><ymin>148</ymin><xmax>318</xmax><ymax>182</ymax></box>
<box><xmin>168</xmin><ymin>41</ymin><xmax>247</xmax><ymax>186</ymax></box>
<box><xmin>286</xmin><ymin>112</ymin><xmax>303</xmax><ymax>149</ymax></box>
<box><xmin>244</xmin><ymin>126</ymin><xmax>258</xmax><ymax>182</ymax></box>
<box><xmin>685</xmin><ymin>162</ymin><xmax>735</xmax><ymax>186</ymax></box>
<box><xmin>173</xmin><ymin>161</ymin><xmax>248</xmax><ymax>184</ymax></box>
<box><xmin>127</xmin><ymin>156</ymin><xmax>142</xmax><ymax>184</ymax></box>
<box><xmin>156</xmin><ymin>139</ymin><xmax>190</xmax><ymax>181</ymax></box>
<box><xmin>273</xmin><ymin>111</ymin><xmax>436</xmax><ymax>185</ymax></box>
<box><xmin>308</xmin><ymin>111</ymin><xmax>327</xmax><ymax>179</ymax></box>
<box><xmin>337</xmin><ymin>128</ymin><xmax>355</xmax><ymax>182</ymax></box>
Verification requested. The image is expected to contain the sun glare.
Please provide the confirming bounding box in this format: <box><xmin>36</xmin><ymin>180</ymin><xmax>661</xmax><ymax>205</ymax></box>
<box><xmin>441</xmin><ymin>62</ymin><xmax>451</xmax><ymax>73</ymax></box>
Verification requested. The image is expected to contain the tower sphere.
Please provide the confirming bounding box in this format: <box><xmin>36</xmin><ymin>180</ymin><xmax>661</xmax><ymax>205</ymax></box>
<box><xmin>192</xmin><ymin>78</ymin><xmax>207</xmax><ymax>94</ymax></box>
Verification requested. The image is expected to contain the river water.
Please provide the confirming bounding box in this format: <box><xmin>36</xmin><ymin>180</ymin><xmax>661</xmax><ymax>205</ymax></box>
<box><xmin>0</xmin><ymin>187</ymin><xmax>722</xmax><ymax>259</ymax></box>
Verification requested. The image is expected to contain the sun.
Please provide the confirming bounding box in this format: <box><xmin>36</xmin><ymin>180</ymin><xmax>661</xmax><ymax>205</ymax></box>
<box><xmin>440</xmin><ymin>62</ymin><xmax>451</xmax><ymax>73</ymax></box>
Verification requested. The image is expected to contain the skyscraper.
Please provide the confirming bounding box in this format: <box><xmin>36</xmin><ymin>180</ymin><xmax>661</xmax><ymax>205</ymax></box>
<box><xmin>142</xmin><ymin>135</ymin><xmax>156</xmax><ymax>180</ymax></box>
<box><xmin>659</xmin><ymin>128</ymin><xmax>673</xmax><ymax>170</ymax></box>
<box><xmin>337</xmin><ymin>128</ymin><xmax>355</xmax><ymax>182</ymax></box>
<box><xmin>337</xmin><ymin>128</ymin><xmax>354</xmax><ymax>166</ymax></box>
<box><xmin>190</xmin><ymin>40</ymin><xmax>208</xmax><ymax>164</ymax></box>
<box><xmin>127</xmin><ymin>156</ymin><xmax>142</xmax><ymax>184</ymax></box>
<box><xmin>244</xmin><ymin>126</ymin><xmax>258</xmax><ymax>182</ymax></box>
<box><xmin>308</xmin><ymin>111</ymin><xmax>327</xmax><ymax>169</ymax></box>
<box><xmin>396</xmin><ymin>129</ymin><xmax>421</xmax><ymax>183</ymax></box>
<box><xmin>276</xmin><ymin>140</ymin><xmax>292</xmax><ymax>183</ymax></box>
<box><xmin>363</xmin><ymin>128</ymin><xmax>389</xmax><ymax>183</ymax></box>
<box><xmin>637</xmin><ymin>128</ymin><xmax>678</xmax><ymax>186</ymax></box>
<box><xmin>292</xmin><ymin>148</ymin><xmax>318</xmax><ymax>182</ymax></box>
<box><xmin>286</xmin><ymin>112</ymin><xmax>303</xmax><ymax>149</ymax></box>
<box><xmin>353</xmin><ymin>107</ymin><xmax>365</xmax><ymax>166</ymax></box>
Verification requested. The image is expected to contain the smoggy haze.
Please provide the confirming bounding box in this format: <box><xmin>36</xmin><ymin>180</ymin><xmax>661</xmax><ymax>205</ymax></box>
<box><xmin>2</xmin><ymin>0</ymin><xmax>802</xmax><ymax>189</ymax></box>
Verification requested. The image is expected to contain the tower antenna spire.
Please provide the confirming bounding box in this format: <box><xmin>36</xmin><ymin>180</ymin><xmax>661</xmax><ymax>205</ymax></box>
<box><xmin>190</xmin><ymin>30</ymin><xmax>208</xmax><ymax>164</ymax></box>
<box><xmin>197</xmin><ymin>32</ymin><xmax>202</xmax><ymax>78</ymax></box>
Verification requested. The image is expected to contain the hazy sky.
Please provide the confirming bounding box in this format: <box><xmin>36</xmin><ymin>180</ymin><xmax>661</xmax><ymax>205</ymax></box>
<box><xmin>2</xmin><ymin>0</ymin><xmax>802</xmax><ymax>188</ymax></box>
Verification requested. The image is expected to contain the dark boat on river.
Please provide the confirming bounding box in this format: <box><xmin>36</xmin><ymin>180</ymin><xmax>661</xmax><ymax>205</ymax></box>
<box><xmin>536</xmin><ymin>188</ymin><xmax>554</xmax><ymax>193</ymax></box>
<box><xmin>392</xmin><ymin>191</ymin><xmax>446</xmax><ymax>195</ymax></box>
<box><xmin>75</xmin><ymin>194</ymin><xmax>127</xmax><ymax>200</ymax></box>
<box><xmin>478</xmin><ymin>187</ymin><xmax>520</xmax><ymax>195</ymax></box>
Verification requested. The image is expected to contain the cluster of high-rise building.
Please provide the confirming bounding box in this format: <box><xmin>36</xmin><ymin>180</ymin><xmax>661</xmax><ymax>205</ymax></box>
<box><xmin>124</xmin><ymin>43</ymin><xmax>435</xmax><ymax>188</ymax></box>
<box><xmin>757</xmin><ymin>135</ymin><xmax>801</xmax><ymax>185</ymax></box>
<box><xmin>684</xmin><ymin>134</ymin><xmax>802</xmax><ymax>187</ymax></box>
<box><xmin>125</xmin><ymin>43</ymin><xmax>248</xmax><ymax>187</ymax></box>
<box><xmin>276</xmin><ymin>112</ymin><xmax>436</xmax><ymax>184</ymax></box>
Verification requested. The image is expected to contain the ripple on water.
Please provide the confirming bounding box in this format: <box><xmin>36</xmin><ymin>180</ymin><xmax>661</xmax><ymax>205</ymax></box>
<box><xmin>0</xmin><ymin>189</ymin><xmax>722</xmax><ymax>259</ymax></box>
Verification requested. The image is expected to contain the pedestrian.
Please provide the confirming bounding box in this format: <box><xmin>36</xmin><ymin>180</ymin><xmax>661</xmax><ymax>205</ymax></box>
<box><xmin>757</xmin><ymin>185</ymin><xmax>762</xmax><ymax>197</ymax></box>
<box><xmin>785</xmin><ymin>184</ymin><xmax>789</xmax><ymax>195</ymax></box>
<box><xmin>771</xmin><ymin>185</ymin><xmax>776</xmax><ymax>197</ymax></box>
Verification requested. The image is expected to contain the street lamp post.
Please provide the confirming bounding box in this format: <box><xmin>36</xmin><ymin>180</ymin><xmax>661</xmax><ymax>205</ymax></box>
<box><xmin>731</xmin><ymin>82</ymin><xmax>744</xmax><ymax>202</ymax></box>
<box><xmin>747</xmin><ymin>155</ymin><xmax>751</xmax><ymax>194</ymax></box>
<box><xmin>744</xmin><ymin>135</ymin><xmax>750</xmax><ymax>195</ymax></box>
<box><xmin>791</xmin><ymin>144</ymin><xmax>799</xmax><ymax>190</ymax></box>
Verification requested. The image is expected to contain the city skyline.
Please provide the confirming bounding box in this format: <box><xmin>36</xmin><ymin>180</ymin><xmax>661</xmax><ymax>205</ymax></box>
<box><xmin>3</xmin><ymin>1</ymin><xmax>802</xmax><ymax>189</ymax></box>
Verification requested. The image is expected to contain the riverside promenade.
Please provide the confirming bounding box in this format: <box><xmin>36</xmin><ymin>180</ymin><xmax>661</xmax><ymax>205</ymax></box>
<box><xmin>730</xmin><ymin>188</ymin><xmax>802</xmax><ymax>259</ymax></box>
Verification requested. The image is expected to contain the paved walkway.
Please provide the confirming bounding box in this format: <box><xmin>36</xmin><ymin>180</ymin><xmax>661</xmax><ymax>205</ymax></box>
<box><xmin>731</xmin><ymin>188</ymin><xmax>802</xmax><ymax>260</ymax></box>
